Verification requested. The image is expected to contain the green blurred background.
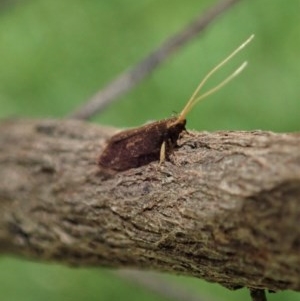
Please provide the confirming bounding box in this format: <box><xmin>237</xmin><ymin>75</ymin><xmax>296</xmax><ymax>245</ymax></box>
<box><xmin>0</xmin><ymin>0</ymin><xmax>299</xmax><ymax>300</ymax></box>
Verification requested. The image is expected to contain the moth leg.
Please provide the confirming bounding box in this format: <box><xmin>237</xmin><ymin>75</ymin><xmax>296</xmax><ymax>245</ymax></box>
<box><xmin>181</xmin><ymin>129</ymin><xmax>194</xmax><ymax>139</ymax></box>
<box><xmin>159</xmin><ymin>141</ymin><xmax>166</xmax><ymax>165</ymax></box>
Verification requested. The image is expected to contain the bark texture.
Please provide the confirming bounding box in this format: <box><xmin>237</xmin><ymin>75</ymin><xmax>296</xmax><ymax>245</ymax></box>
<box><xmin>0</xmin><ymin>119</ymin><xmax>300</xmax><ymax>292</ymax></box>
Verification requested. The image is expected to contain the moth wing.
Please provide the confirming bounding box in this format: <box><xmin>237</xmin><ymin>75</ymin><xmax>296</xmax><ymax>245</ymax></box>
<box><xmin>98</xmin><ymin>121</ymin><xmax>167</xmax><ymax>170</ymax></box>
<box><xmin>108</xmin><ymin>126</ymin><xmax>146</xmax><ymax>143</ymax></box>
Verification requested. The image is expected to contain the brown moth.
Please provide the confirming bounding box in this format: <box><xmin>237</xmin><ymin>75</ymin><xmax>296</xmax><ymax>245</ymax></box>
<box><xmin>98</xmin><ymin>35</ymin><xmax>254</xmax><ymax>173</ymax></box>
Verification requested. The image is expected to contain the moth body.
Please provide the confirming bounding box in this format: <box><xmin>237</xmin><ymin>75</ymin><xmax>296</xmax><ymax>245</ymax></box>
<box><xmin>98</xmin><ymin>117</ymin><xmax>186</xmax><ymax>172</ymax></box>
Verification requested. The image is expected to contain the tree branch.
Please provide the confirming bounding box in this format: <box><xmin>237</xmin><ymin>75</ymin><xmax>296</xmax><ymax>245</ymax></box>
<box><xmin>69</xmin><ymin>0</ymin><xmax>241</xmax><ymax>120</ymax></box>
<box><xmin>0</xmin><ymin>119</ymin><xmax>300</xmax><ymax>292</ymax></box>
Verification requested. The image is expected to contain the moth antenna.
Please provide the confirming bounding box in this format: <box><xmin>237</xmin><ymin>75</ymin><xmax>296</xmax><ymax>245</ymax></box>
<box><xmin>187</xmin><ymin>61</ymin><xmax>248</xmax><ymax>108</ymax></box>
<box><xmin>176</xmin><ymin>34</ymin><xmax>254</xmax><ymax>123</ymax></box>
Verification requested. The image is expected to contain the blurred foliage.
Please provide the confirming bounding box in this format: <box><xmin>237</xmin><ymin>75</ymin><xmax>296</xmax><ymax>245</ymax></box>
<box><xmin>0</xmin><ymin>0</ymin><xmax>299</xmax><ymax>300</ymax></box>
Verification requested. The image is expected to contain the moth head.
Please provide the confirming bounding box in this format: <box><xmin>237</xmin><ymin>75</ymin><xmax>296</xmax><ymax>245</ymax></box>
<box><xmin>172</xmin><ymin>34</ymin><xmax>254</xmax><ymax>126</ymax></box>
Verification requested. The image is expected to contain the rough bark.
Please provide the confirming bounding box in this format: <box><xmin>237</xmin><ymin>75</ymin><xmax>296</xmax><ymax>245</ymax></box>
<box><xmin>0</xmin><ymin>119</ymin><xmax>299</xmax><ymax>292</ymax></box>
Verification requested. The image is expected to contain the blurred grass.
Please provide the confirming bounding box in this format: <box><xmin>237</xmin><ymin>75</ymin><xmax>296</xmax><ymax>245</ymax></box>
<box><xmin>0</xmin><ymin>0</ymin><xmax>299</xmax><ymax>300</ymax></box>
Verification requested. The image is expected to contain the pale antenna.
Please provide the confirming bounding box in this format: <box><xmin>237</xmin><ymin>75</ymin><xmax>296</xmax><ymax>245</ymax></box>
<box><xmin>176</xmin><ymin>34</ymin><xmax>254</xmax><ymax>123</ymax></box>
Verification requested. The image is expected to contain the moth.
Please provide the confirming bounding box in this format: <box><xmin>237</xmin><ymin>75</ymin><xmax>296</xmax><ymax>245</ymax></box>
<box><xmin>98</xmin><ymin>35</ymin><xmax>254</xmax><ymax>173</ymax></box>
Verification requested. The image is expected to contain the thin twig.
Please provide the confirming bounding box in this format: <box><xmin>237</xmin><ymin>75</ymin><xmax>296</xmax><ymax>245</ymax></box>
<box><xmin>0</xmin><ymin>0</ymin><xmax>19</xmax><ymax>12</ymax></box>
<box><xmin>249</xmin><ymin>289</ymin><xmax>267</xmax><ymax>301</ymax></box>
<box><xmin>69</xmin><ymin>0</ymin><xmax>242</xmax><ymax>120</ymax></box>
<box><xmin>115</xmin><ymin>270</ymin><xmax>214</xmax><ymax>301</ymax></box>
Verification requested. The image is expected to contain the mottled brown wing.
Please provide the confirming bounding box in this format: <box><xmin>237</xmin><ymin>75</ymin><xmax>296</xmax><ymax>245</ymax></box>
<box><xmin>98</xmin><ymin>119</ymin><xmax>170</xmax><ymax>171</ymax></box>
